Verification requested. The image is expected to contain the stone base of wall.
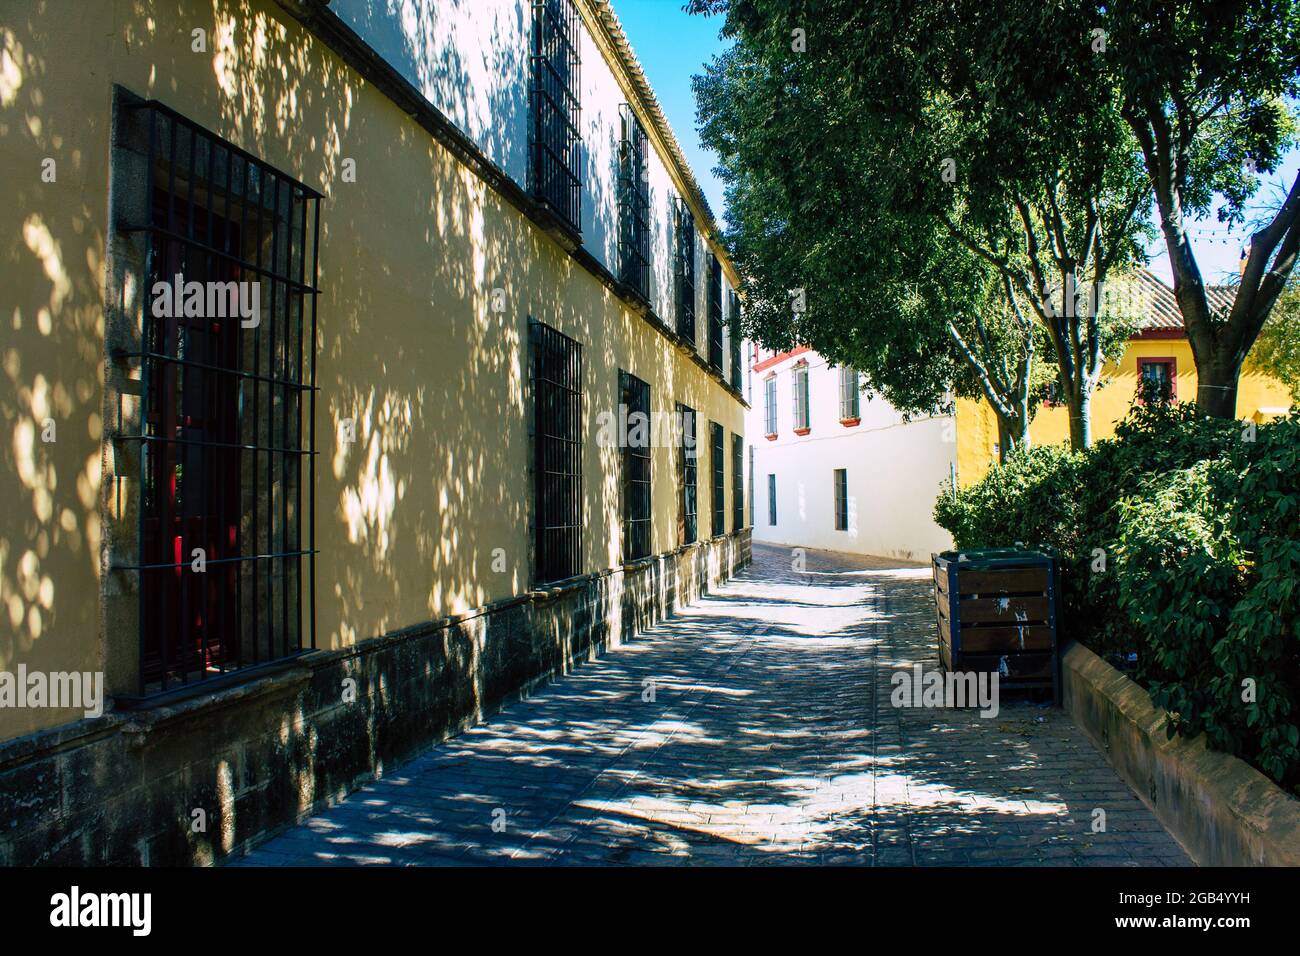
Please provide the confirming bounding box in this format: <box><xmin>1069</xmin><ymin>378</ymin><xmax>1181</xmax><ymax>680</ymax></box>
<box><xmin>1062</xmin><ymin>640</ymin><xmax>1300</xmax><ymax>866</ymax></box>
<box><xmin>0</xmin><ymin>531</ymin><xmax>751</xmax><ymax>866</ymax></box>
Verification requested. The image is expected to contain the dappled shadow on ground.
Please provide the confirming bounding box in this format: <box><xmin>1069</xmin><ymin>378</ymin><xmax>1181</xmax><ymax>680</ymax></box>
<box><xmin>238</xmin><ymin>543</ymin><xmax>1188</xmax><ymax>867</ymax></box>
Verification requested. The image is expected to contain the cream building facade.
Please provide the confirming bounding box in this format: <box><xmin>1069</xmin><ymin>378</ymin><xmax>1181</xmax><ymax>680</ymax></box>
<box><xmin>1</xmin><ymin>0</ymin><xmax>748</xmax><ymax>864</ymax></box>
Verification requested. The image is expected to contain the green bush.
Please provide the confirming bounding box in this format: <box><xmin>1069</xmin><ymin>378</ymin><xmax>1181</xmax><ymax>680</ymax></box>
<box><xmin>935</xmin><ymin>403</ymin><xmax>1300</xmax><ymax>792</ymax></box>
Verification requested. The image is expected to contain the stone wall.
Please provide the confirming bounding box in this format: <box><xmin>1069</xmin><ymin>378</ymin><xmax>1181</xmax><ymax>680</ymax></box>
<box><xmin>0</xmin><ymin>530</ymin><xmax>750</xmax><ymax>866</ymax></box>
<box><xmin>1062</xmin><ymin>640</ymin><xmax>1300</xmax><ymax>866</ymax></box>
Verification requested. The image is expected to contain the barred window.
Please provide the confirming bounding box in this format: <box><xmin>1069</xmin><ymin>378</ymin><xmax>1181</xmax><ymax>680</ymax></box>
<box><xmin>747</xmin><ymin>444</ymin><xmax>754</xmax><ymax>526</ymax></box>
<box><xmin>768</xmin><ymin>473</ymin><xmax>777</xmax><ymax>526</ymax></box>
<box><xmin>677</xmin><ymin>403</ymin><xmax>697</xmax><ymax>546</ymax></box>
<box><xmin>834</xmin><ymin>468</ymin><xmax>849</xmax><ymax>531</ymax></box>
<box><xmin>731</xmin><ymin>433</ymin><xmax>744</xmax><ymax>532</ymax></box>
<box><xmin>792</xmin><ymin>362</ymin><xmax>810</xmax><ymax>431</ymax></box>
<box><xmin>764</xmin><ymin>375</ymin><xmax>777</xmax><ymax>435</ymax></box>
<box><xmin>617</xmin><ymin>105</ymin><xmax>650</xmax><ymax>300</ymax></box>
<box><xmin>531</xmin><ymin>320</ymin><xmax>584</xmax><ymax>583</ymax></box>
<box><xmin>710</xmin><ymin>420</ymin><xmax>725</xmax><ymax>536</ymax></box>
<box><xmin>673</xmin><ymin>198</ymin><xmax>696</xmax><ymax>342</ymax></box>
<box><xmin>707</xmin><ymin>254</ymin><xmax>724</xmax><ymax>370</ymax></box>
<box><xmin>839</xmin><ymin>366</ymin><xmax>860</xmax><ymax>421</ymax></box>
<box><xmin>728</xmin><ymin>289</ymin><xmax>742</xmax><ymax>389</ymax></box>
<box><xmin>619</xmin><ymin>370</ymin><xmax>652</xmax><ymax>561</ymax></box>
<box><xmin>114</xmin><ymin>98</ymin><xmax>321</xmax><ymax>697</ymax></box>
<box><xmin>530</xmin><ymin>0</ymin><xmax>582</xmax><ymax>235</ymax></box>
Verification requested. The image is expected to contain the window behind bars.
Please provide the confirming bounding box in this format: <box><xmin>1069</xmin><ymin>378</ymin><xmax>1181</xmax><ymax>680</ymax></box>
<box><xmin>530</xmin><ymin>0</ymin><xmax>582</xmax><ymax>235</ymax></box>
<box><xmin>619</xmin><ymin>370</ymin><xmax>652</xmax><ymax>561</ymax></box>
<box><xmin>531</xmin><ymin>320</ymin><xmax>584</xmax><ymax>583</ymax></box>
<box><xmin>676</xmin><ymin>402</ymin><xmax>697</xmax><ymax>546</ymax></box>
<box><xmin>113</xmin><ymin>98</ymin><xmax>321</xmax><ymax>697</ymax></box>
<box><xmin>673</xmin><ymin>197</ymin><xmax>696</xmax><ymax>342</ymax></box>
<box><xmin>710</xmin><ymin>421</ymin><xmax>725</xmax><ymax>536</ymax></box>
<box><xmin>617</xmin><ymin>105</ymin><xmax>650</xmax><ymax>300</ymax></box>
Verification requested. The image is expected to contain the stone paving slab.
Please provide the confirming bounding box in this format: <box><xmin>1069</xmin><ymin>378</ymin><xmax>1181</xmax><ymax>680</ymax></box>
<box><xmin>236</xmin><ymin>544</ymin><xmax>1190</xmax><ymax>867</ymax></box>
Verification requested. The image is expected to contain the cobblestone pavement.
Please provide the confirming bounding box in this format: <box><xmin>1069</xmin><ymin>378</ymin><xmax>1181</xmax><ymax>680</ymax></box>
<box><xmin>237</xmin><ymin>544</ymin><xmax>1190</xmax><ymax>866</ymax></box>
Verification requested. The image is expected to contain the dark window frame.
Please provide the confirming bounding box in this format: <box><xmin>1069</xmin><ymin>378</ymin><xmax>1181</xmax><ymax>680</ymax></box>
<box><xmin>677</xmin><ymin>402</ymin><xmax>698</xmax><ymax>546</ymax></box>
<box><xmin>530</xmin><ymin>320</ymin><xmax>584</xmax><ymax>583</ymax></box>
<box><xmin>707</xmin><ymin>255</ymin><xmax>724</xmax><ymax>370</ymax></box>
<box><xmin>834</xmin><ymin>468</ymin><xmax>849</xmax><ymax>531</ymax></box>
<box><xmin>731</xmin><ymin>433</ymin><xmax>744</xmax><ymax>532</ymax></box>
<box><xmin>113</xmin><ymin>97</ymin><xmax>322</xmax><ymax>698</ymax></box>
<box><xmin>673</xmin><ymin>198</ymin><xmax>696</xmax><ymax>342</ymax></box>
<box><xmin>617</xmin><ymin>104</ymin><xmax>650</xmax><ymax>301</ymax></box>
<box><xmin>710</xmin><ymin>420</ymin><xmax>725</xmax><ymax>536</ymax></box>
<box><xmin>529</xmin><ymin>0</ymin><xmax>583</xmax><ymax>236</ymax></box>
<box><xmin>728</xmin><ymin>289</ymin><xmax>742</xmax><ymax>389</ymax></box>
<box><xmin>619</xmin><ymin>370</ymin><xmax>652</xmax><ymax>561</ymax></box>
<box><xmin>747</xmin><ymin>444</ymin><xmax>754</xmax><ymax>527</ymax></box>
<box><xmin>767</xmin><ymin>473</ymin><xmax>777</xmax><ymax>526</ymax></box>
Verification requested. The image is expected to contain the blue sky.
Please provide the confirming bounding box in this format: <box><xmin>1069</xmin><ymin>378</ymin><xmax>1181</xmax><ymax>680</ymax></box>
<box><xmin>615</xmin><ymin>1</ymin><xmax>1297</xmax><ymax>289</ymax></box>
<box><xmin>614</xmin><ymin>1</ymin><xmax>731</xmax><ymax>219</ymax></box>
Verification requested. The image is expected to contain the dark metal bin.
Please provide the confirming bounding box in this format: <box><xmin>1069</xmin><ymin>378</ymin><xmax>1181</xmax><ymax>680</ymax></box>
<box><xmin>932</xmin><ymin>548</ymin><xmax>1061</xmax><ymax>704</ymax></box>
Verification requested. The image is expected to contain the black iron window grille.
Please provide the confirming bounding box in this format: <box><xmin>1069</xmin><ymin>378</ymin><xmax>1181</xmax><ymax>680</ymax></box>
<box><xmin>619</xmin><ymin>370</ymin><xmax>652</xmax><ymax>561</ymax></box>
<box><xmin>792</xmin><ymin>363</ymin><xmax>810</xmax><ymax>430</ymax></box>
<box><xmin>617</xmin><ymin>104</ymin><xmax>650</xmax><ymax>300</ymax></box>
<box><xmin>839</xmin><ymin>366</ymin><xmax>860</xmax><ymax>420</ymax></box>
<box><xmin>676</xmin><ymin>402</ymin><xmax>697</xmax><ymax>546</ymax></box>
<box><xmin>747</xmin><ymin>444</ymin><xmax>754</xmax><ymax>526</ymax></box>
<box><xmin>707</xmin><ymin>254</ymin><xmax>724</xmax><ymax>370</ymax></box>
<box><xmin>728</xmin><ymin>289</ymin><xmax>742</xmax><ymax>389</ymax></box>
<box><xmin>764</xmin><ymin>376</ymin><xmax>777</xmax><ymax>435</ymax></box>
<box><xmin>710</xmin><ymin>420</ymin><xmax>725</xmax><ymax>536</ymax></box>
<box><xmin>114</xmin><ymin>98</ymin><xmax>321</xmax><ymax>697</ymax></box>
<box><xmin>834</xmin><ymin>468</ymin><xmax>849</xmax><ymax>531</ymax></box>
<box><xmin>530</xmin><ymin>320</ymin><xmax>584</xmax><ymax>583</ymax></box>
<box><xmin>673</xmin><ymin>197</ymin><xmax>696</xmax><ymax>342</ymax></box>
<box><xmin>768</xmin><ymin>473</ymin><xmax>777</xmax><ymax>526</ymax></box>
<box><xmin>731</xmin><ymin>433</ymin><xmax>744</xmax><ymax>532</ymax></box>
<box><xmin>530</xmin><ymin>0</ymin><xmax>582</xmax><ymax>235</ymax></box>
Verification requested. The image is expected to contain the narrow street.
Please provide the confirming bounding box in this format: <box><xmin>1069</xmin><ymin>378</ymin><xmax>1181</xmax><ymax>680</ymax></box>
<box><xmin>238</xmin><ymin>544</ymin><xmax>1188</xmax><ymax>866</ymax></box>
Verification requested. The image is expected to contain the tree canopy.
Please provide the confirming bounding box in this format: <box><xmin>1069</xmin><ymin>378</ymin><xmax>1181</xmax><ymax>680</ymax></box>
<box><xmin>691</xmin><ymin>0</ymin><xmax>1300</xmax><ymax>435</ymax></box>
<box><xmin>691</xmin><ymin>0</ymin><xmax>1153</xmax><ymax>450</ymax></box>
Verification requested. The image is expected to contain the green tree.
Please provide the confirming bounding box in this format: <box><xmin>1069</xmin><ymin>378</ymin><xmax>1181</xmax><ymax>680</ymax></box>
<box><xmin>1249</xmin><ymin>279</ymin><xmax>1300</xmax><ymax>401</ymax></box>
<box><xmin>691</xmin><ymin>0</ymin><xmax>1151</xmax><ymax>449</ymax></box>
<box><xmin>1099</xmin><ymin>0</ymin><xmax>1300</xmax><ymax>417</ymax></box>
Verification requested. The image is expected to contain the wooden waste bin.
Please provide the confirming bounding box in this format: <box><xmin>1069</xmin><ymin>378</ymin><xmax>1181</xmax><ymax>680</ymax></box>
<box><xmin>932</xmin><ymin>548</ymin><xmax>1060</xmax><ymax>704</ymax></box>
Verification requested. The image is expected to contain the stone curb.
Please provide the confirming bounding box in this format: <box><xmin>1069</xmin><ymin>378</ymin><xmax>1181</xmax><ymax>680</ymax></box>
<box><xmin>1061</xmin><ymin>641</ymin><xmax>1300</xmax><ymax>866</ymax></box>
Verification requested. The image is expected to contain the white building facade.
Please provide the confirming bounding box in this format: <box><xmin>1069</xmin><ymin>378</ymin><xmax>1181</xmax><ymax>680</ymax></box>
<box><xmin>745</xmin><ymin>346</ymin><xmax>956</xmax><ymax>562</ymax></box>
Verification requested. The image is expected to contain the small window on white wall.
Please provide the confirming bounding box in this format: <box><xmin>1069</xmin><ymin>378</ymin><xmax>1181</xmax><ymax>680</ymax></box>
<box><xmin>833</xmin><ymin>469</ymin><xmax>848</xmax><ymax>531</ymax></box>
<box><xmin>792</xmin><ymin>363</ymin><xmax>810</xmax><ymax>431</ymax></box>
<box><xmin>839</xmin><ymin>367</ymin><xmax>860</xmax><ymax>422</ymax></box>
<box><xmin>764</xmin><ymin>376</ymin><xmax>777</xmax><ymax>436</ymax></box>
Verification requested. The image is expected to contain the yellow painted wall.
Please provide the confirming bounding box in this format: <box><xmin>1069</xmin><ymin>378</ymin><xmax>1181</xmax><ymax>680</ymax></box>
<box><xmin>0</xmin><ymin>0</ymin><xmax>744</xmax><ymax>738</ymax></box>
<box><xmin>956</xmin><ymin>337</ymin><xmax>1294</xmax><ymax>486</ymax></box>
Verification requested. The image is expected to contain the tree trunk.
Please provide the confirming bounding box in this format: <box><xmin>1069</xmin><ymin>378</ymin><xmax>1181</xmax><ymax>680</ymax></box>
<box><xmin>995</xmin><ymin>411</ymin><xmax>1030</xmax><ymax>463</ymax></box>
<box><xmin>1195</xmin><ymin>355</ymin><xmax>1242</xmax><ymax>418</ymax></box>
<box><xmin>1063</xmin><ymin>380</ymin><xmax>1092</xmax><ymax>451</ymax></box>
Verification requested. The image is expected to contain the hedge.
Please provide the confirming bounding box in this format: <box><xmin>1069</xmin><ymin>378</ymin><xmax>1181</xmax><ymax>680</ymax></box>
<box><xmin>935</xmin><ymin>402</ymin><xmax>1300</xmax><ymax>793</ymax></box>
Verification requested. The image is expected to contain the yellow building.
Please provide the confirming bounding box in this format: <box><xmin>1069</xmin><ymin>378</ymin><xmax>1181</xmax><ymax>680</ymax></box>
<box><xmin>957</xmin><ymin>270</ymin><xmax>1294</xmax><ymax>486</ymax></box>
<box><xmin>0</xmin><ymin>0</ymin><xmax>748</xmax><ymax>864</ymax></box>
